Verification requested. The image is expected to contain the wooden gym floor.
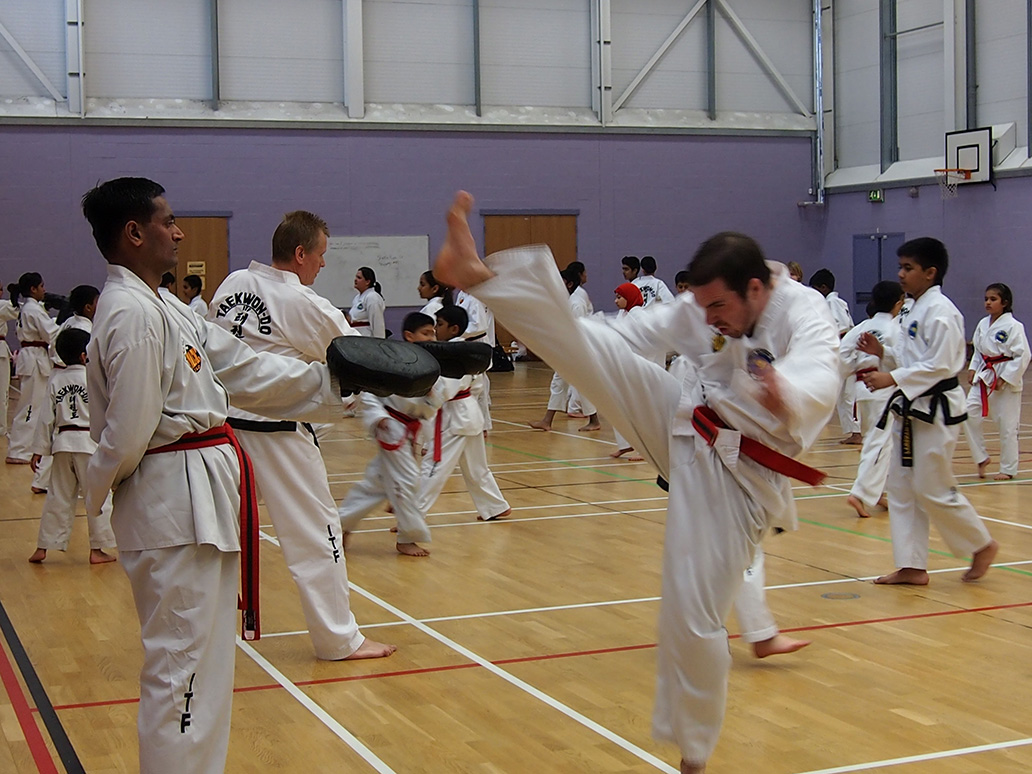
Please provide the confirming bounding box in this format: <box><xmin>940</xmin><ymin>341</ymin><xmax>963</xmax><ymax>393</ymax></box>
<box><xmin>1</xmin><ymin>361</ymin><xmax>1030</xmax><ymax>773</ymax></box>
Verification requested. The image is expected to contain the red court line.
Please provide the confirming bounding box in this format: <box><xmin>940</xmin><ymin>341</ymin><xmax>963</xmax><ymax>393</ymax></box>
<box><xmin>47</xmin><ymin>599</ymin><xmax>1032</xmax><ymax>712</ymax></box>
<box><xmin>0</xmin><ymin>639</ymin><xmax>60</xmax><ymax>773</ymax></box>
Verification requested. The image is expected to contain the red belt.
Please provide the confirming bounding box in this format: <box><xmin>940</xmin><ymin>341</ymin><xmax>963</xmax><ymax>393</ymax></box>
<box><xmin>979</xmin><ymin>354</ymin><xmax>1013</xmax><ymax>417</ymax></box>
<box><xmin>351</xmin><ymin>321</ymin><xmax>370</xmax><ymax>328</ymax></box>
<box><xmin>433</xmin><ymin>388</ymin><xmax>472</xmax><ymax>462</ymax></box>
<box><xmin>19</xmin><ymin>341</ymin><xmax>48</xmax><ymax>348</ymax></box>
<box><xmin>855</xmin><ymin>366</ymin><xmax>877</xmax><ymax>382</ymax></box>
<box><xmin>691</xmin><ymin>405</ymin><xmax>826</xmax><ymax>486</ymax></box>
<box><xmin>380</xmin><ymin>407</ymin><xmax>422</xmax><ymax>451</ymax></box>
<box><xmin>145</xmin><ymin>424</ymin><xmax>261</xmax><ymax>641</ymax></box>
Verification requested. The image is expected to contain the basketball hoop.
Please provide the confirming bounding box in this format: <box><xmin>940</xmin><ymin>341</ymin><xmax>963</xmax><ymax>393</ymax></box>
<box><xmin>934</xmin><ymin>168</ymin><xmax>972</xmax><ymax>199</ymax></box>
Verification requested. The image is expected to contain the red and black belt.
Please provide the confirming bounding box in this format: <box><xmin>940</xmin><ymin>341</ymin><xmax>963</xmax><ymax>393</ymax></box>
<box><xmin>146</xmin><ymin>423</ymin><xmax>261</xmax><ymax>641</ymax></box>
<box><xmin>433</xmin><ymin>388</ymin><xmax>472</xmax><ymax>462</ymax></box>
<box><xmin>380</xmin><ymin>406</ymin><xmax>423</xmax><ymax>452</ymax></box>
<box><xmin>690</xmin><ymin>405</ymin><xmax>826</xmax><ymax>486</ymax></box>
<box><xmin>978</xmin><ymin>354</ymin><xmax>1013</xmax><ymax>417</ymax></box>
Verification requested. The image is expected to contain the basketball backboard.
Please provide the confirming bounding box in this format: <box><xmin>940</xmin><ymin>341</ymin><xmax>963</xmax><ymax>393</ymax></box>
<box><xmin>944</xmin><ymin>127</ymin><xmax>992</xmax><ymax>184</ymax></box>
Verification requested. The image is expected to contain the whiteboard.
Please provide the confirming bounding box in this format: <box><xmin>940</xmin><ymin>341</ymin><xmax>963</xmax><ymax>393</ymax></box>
<box><xmin>312</xmin><ymin>235</ymin><xmax>428</xmax><ymax>308</ymax></box>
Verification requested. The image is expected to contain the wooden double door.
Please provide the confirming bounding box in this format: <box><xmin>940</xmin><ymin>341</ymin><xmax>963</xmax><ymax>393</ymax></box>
<box><xmin>483</xmin><ymin>213</ymin><xmax>577</xmax><ymax>354</ymax></box>
<box><xmin>173</xmin><ymin>216</ymin><xmax>230</xmax><ymax>305</ymax></box>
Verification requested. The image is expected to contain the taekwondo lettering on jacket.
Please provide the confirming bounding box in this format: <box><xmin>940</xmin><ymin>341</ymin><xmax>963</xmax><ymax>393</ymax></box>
<box><xmin>213</xmin><ymin>291</ymin><xmax>273</xmax><ymax>337</ymax></box>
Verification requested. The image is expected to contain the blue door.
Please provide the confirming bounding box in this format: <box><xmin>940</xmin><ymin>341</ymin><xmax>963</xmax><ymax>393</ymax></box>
<box><xmin>852</xmin><ymin>232</ymin><xmax>905</xmax><ymax>320</ymax></box>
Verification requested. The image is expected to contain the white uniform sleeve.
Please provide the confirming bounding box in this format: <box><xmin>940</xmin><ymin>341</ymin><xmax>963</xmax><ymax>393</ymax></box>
<box><xmin>891</xmin><ymin>313</ymin><xmax>966</xmax><ymax>400</ymax></box>
<box><xmin>31</xmin><ymin>381</ymin><xmax>57</xmax><ymax>457</ymax></box>
<box><xmin>998</xmin><ymin>317</ymin><xmax>1031</xmax><ymax>387</ymax></box>
<box><xmin>656</xmin><ymin>280</ymin><xmax>675</xmax><ymax>304</ymax></box>
<box><xmin>368</xmin><ymin>292</ymin><xmax>386</xmax><ymax>339</ymax></box>
<box><xmin>0</xmin><ymin>299</ymin><xmax>17</xmax><ymax>323</ymax></box>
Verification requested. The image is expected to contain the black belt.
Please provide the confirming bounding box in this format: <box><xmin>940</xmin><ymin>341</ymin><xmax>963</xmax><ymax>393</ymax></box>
<box><xmin>226</xmin><ymin>417</ymin><xmax>319</xmax><ymax>448</ymax></box>
<box><xmin>876</xmin><ymin>376</ymin><xmax>965</xmax><ymax>467</ymax></box>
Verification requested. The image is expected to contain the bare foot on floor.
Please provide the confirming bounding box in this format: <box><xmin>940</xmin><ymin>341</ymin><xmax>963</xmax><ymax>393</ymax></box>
<box><xmin>389</xmin><ymin>525</ymin><xmax>398</xmax><ymax>533</ymax></box>
<box><xmin>993</xmin><ymin>473</ymin><xmax>1013</xmax><ymax>481</ymax></box>
<box><xmin>628</xmin><ymin>452</ymin><xmax>645</xmax><ymax>462</ymax></box>
<box><xmin>578</xmin><ymin>422</ymin><xmax>601</xmax><ymax>432</ymax></box>
<box><xmin>90</xmin><ymin>549</ymin><xmax>117</xmax><ymax>565</ymax></box>
<box><xmin>752</xmin><ymin>634</ymin><xmax>812</xmax><ymax>659</ymax></box>
<box><xmin>977</xmin><ymin>457</ymin><xmax>991</xmax><ymax>479</ymax></box>
<box><xmin>874</xmin><ymin>568</ymin><xmax>929</xmax><ymax>585</ymax></box>
<box><xmin>962</xmin><ymin>539</ymin><xmax>999</xmax><ymax>582</ymax></box>
<box><xmin>528</xmin><ymin>420</ymin><xmax>551</xmax><ymax>431</ymax></box>
<box><xmin>680</xmin><ymin>759</ymin><xmax>705</xmax><ymax>774</ymax></box>
<box><xmin>28</xmin><ymin>549</ymin><xmax>46</xmax><ymax>563</ymax></box>
<box><xmin>31</xmin><ymin>487</ymin><xmax>47</xmax><ymax>494</ymax></box>
<box><xmin>343</xmin><ymin>639</ymin><xmax>398</xmax><ymax>660</ymax></box>
<box><xmin>877</xmin><ymin>495</ymin><xmax>888</xmax><ymax>510</ymax></box>
<box><xmin>847</xmin><ymin>494</ymin><xmax>871</xmax><ymax>518</ymax></box>
<box><xmin>566</xmin><ymin>412</ymin><xmax>587</xmax><ymax>419</ymax></box>
<box><xmin>610</xmin><ymin>447</ymin><xmax>633</xmax><ymax>459</ymax></box>
<box><xmin>396</xmin><ymin>542</ymin><xmax>430</xmax><ymax>557</ymax></box>
<box><xmin>479</xmin><ymin>508</ymin><xmax>511</xmax><ymax>522</ymax></box>
<box><xmin>839</xmin><ymin>433</ymin><xmax>863</xmax><ymax>445</ymax></box>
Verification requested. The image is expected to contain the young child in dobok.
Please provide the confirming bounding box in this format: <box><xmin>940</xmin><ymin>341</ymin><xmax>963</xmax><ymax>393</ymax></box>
<box><xmin>338</xmin><ymin>312</ymin><xmax>445</xmax><ymax>557</ymax></box>
<box><xmin>963</xmin><ymin>283</ymin><xmax>1029</xmax><ymax>480</ymax></box>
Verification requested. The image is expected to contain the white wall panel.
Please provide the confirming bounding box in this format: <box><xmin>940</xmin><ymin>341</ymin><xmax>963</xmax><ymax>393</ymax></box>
<box><xmin>479</xmin><ymin>0</ymin><xmax>590</xmax><ymax>108</ymax></box>
<box><xmin>896</xmin><ymin>0</ymin><xmax>943</xmax><ymax>160</ymax></box>
<box><xmin>0</xmin><ymin>1</ymin><xmax>65</xmax><ymax>98</ymax></box>
<box><xmin>364</xmin><ymin>0</ymin><xmax>473</xmax><ymax>105</ymax></box>
<box><xmin>833</xmin><ymin>1</ymin><xmax>880</xmax><ymax>167</ymax></box>
<box><xmin>85</xmin><ymin>0</ymin><xmax>210</xmax><ymax>100</ymax></box>
<box><xmin>976</xmin><ymin>0</ymin><xmax>1025</xmax><ymax>142</ymax></box>
<box><xmin>220</xmin><ymin>0</ymin><xmax>343</xmax><ymax>102</ymax></box>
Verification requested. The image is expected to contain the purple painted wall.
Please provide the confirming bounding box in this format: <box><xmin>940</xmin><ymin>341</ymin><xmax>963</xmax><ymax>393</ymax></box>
<box><xmin>818</xmin><ymin>176</ymin><xmax>1032</xmax><ymax>337</ymax></box>
<box><xmin>0</xmin><ymin>125</ymin><xmax>816</xmax><ymax>341</ymax></box>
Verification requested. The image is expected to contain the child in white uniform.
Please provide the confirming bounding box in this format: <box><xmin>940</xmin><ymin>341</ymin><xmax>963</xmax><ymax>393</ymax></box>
<box><xmin>419</xmin><ymin>305</ymin><xmax>511</xmax><ymax>522</ymax></box>
<box><xmin>28</xmin><ymin>328</ymin><xmax>116</xmax><ymax>564</ymax></box>
<box><xmin>348</xmin><ymin>266</ymin><xmax>386</xmax><ymax>337</ymax></box>
<box><xmin>183</xmin><ymin>273</ymin><xmax>208</xmax><ymax>315</ymax></box>
<box><xmin>963</xmin><ymin>283</ymin><xmax>1030</xmax><ymax>480</ymax></box>
<box><xmin>810</xmin><ymin>268</ymin><xmax>859</xmax><ymax>443</ymax></box>
<box><xmin>0</xmin><ymin>283</ymin><xmax>17</xmax><ymax>438</ymax></box>
<box><xmin>858</xmin><ymin>237</ymin><xmax>998</xmax><ymax>586</ymax></box>
<box><xmin>417</xmin><ymin>269</ymin><xmax>453</xmax><ymax>318</ymax></box>
<box><xmin>841</xmin><ymin>281</ymin><xmax>904</xmax><ymax>518</ymax></box>
<box><xmin>633</xmin><ymin>255</ymin><xmax>674</xmax><ymax>307</ymax></box>
<box><xmin>7</xmin><ymin>272</ymin><xmax>59</xmax><ymax>493</ymax></box>
<box><xmin>338</xmin><ymin>312</ymin><xmax>446</xmax><ymax>556</ymax></box>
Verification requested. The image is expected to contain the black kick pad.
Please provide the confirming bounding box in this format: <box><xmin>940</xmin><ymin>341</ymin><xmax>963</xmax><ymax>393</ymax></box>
<box><xmin>415</xmin><ymin>341</ymin><xmax>494</xmax><ymax>379</ymax></box>
<box><xmin>326</xmin><ymin>336</ymin><xmax>441</xmax><ymax>397</ymax></box>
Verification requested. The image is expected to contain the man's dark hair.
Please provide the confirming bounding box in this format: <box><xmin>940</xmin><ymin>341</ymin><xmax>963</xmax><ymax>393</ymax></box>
<box><xmin>567</xmin><ymin>261</ymin><xmax>586</xmax><ymax>276</ymax></box>
<box><xmin>403</xmin><ymin>311</ymin><xmax>435</xmax><ymax>334</ymax></box>
<box><xmin>55</xmin><ymin>327</ymin><xmax>90</xmax><ymax>367</ymax></box>
<box><xmin>435</xmin><ymin>304</ymin><xmax>469</xmax><ymax>332</ymax></box>
<box><xmin>560</xmin><ymin>266</ymin><xmax>582</xmax><ymax>292</ymax></box>
<box><xmin>870</xmin><ymin>280</ymin><xmax>903</xmax><ymax>313</ymax></box>
<box><xmin>898</xmin><ymin>237</ymin><xmax>948</xmax><ymax>285</ymax></box>
<box><xmin>641</xmin><ymin>255</ymin><xmax>657</xmax><ymax>274</ymax></box>
<box><xmin>685</xmin><ymin>232</ymin><xmax>771</xmax><ymax>298</ymax></box>
<box><xmin>808</xmin><ymin>268</ymin><xmax>836</xmax><ymax>291</ymax></box>
<box><xmin>69</xmin><ymin>284</ymin><xmax>101</xmax><ymax>315</ymax></box>
<box><xmin>159</xmin><ymin>272</ymin><xmax>176</xmax><ymax>289</ymax></box>
<box><xmin>621</xmin><ymin>255</ymin><xmax>639</xmax><ymax>272</ymax></box>
<box><xmin>183</xmin><ymin>274</ymin><xmax>203</xmax><ymax>292</ymax></box>
<box><xmin>81</xmin><ymin>177</ymin><xmax>166</xmax><ymax>259</ymax></box>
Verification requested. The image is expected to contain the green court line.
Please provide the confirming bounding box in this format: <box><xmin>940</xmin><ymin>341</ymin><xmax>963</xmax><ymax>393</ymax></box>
<box><xmin>487</xmin><ymin>442</ymin><xmax>1032</xmax><ymax>578</ymax></box>
<box><xmin>485</xmin><ymin>441</ymin><xmax>653</xmax><ymax>483</ymax></box>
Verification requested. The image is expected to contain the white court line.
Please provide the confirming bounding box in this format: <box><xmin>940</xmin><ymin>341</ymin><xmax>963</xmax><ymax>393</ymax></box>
<box><xmin>793</xmin><ymin>736</ymin><xmax>1032</xmax><ymax>774</ymax></box>
<box><xmin>257</xmin><ymin>558</ymin><xmax>1032</xmax><ymax>640</ymax></box>
<box><xmin>254</xmin><ymin>529</ymin><xmax>676</xmax><ymax>772</ymax></box>
<box><xmin>493</xmin><ymin>417</ymin><xmax>617</xmax><ymax>445</ymax></box>
<box><xmin>347</xmin><ymin>584</ymin><xmax>679</xmax><ymax>774</ymax></box>
<box><xmin>236</xmin><ymin>638</ymin><xmax>397</xmax><ymax>774</ymax></box>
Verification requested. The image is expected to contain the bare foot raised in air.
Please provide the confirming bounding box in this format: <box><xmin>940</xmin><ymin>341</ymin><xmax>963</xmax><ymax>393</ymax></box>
<box><xmin>343</xmin><ymin>639</ymin><xmax>398</xmax><ymax>660</ymax></box>
<box><xmin>962</xmin><ymin>539</ymin><xmax>999</xmax><ymax>582</ymax></box>
<box><xmin>28</xmin><ymin>549</ymin><xmax>46</xmax><ymax>564</ymax></box>
<box><xmin>874</xmin><ymin>568</ymin><xmax>929</xmax><ymax>585</ymax></box>
<box><xmin>90</xmin><ymin>549</ymin><xmax>117</xmax><ymax>565</ymax></box>
<box><xmin>977</xmin><ymin>457</ymin><xmax>991</xmax><ymax>479</ymax></box>
<box><xmin>752</xmin><ymin>634</ymin><xmax>812</xmax><ymax>659</ymax></box>
<box><xmin>396</xmin><ymin>542</ymin><xmax>430</xmax><ymax>557</ymax></box>
<box><xmin>846</xmin><ymin>494</ymin><xmax>871</xmax><ymax>518</ymax></box>
<box><xmin>478</xmin><ymin>508</ymin><xmax>511</xmax><ymax>522</ymax></box>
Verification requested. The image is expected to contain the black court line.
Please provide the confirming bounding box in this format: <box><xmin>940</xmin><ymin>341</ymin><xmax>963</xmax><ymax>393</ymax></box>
<box><xmin>0</xmin><ymin>595</ymin><xmax>86</xmax><ymax>774</ymax></box>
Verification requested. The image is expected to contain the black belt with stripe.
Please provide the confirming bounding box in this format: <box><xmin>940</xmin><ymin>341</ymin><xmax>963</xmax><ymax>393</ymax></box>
<box><xmin>226</xmin><ymin>417</ymin><xmax>319</xmax><ymax>448</ymax></box>
<box><xmin>876</xmin><ymin>376</ymin><xmax>965</xmax><ymax>467</ymax></box>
